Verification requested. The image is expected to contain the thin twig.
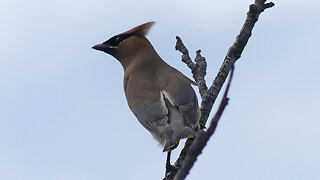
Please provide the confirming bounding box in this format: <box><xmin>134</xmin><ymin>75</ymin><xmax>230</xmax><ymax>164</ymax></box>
<box><xmin>175</xmin><ymin>37</ymin><xmax>208</xmax><ymax>98</ymax></box>
<box><xmin>199</xmin><ymin>0</ymin><xmax>275</xmax><ymax>130</ymax></box>
<box><xmin>164</xmin><ymin>1</ymin><xmax>274</xmax><ymax>179</ymax></box>
<box><xmin>173</xmin><ymin>66</ymin><xmax>235</xmax><ymax>180</ymax></box>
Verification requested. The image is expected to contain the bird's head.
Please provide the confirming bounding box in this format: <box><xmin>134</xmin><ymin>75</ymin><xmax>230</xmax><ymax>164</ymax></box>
<box><xmin>92</xmin><ymin>21</ymin><xmax>156</xmax><ymax>65</ymax></box>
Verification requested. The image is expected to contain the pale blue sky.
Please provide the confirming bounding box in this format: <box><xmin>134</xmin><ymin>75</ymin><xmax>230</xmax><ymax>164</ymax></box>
<box><xmin>1</xmin><ymin>0</ymin><xmax>319</xmax><ymax>179</ymax></box>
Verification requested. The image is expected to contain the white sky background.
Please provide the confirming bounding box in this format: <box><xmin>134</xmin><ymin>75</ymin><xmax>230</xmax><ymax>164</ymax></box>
<box><xmin>1</xmin><ymin>0</ymin><xmax>320</xmax><ymax>179</ymax></box>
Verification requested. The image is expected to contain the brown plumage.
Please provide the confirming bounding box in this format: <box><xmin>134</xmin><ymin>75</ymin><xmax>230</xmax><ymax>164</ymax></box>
<box><xmin>92</xmin><ymin>22</ymin><xmax>200</xmax><ymax>152</ymax></box>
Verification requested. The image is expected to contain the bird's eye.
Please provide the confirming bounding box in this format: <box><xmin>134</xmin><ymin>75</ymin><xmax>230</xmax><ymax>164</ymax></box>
<box><xmin>116</xmin><ymin>37</ymin><xmax>122</xmax><ymax>43</ymax></box>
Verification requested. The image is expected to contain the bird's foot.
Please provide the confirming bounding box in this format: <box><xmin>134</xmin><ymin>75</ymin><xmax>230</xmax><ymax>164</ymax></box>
<box><xmin>165</xmin><ymin>163</ymin><xmax>177</xmax><ymax>176</ymax></box>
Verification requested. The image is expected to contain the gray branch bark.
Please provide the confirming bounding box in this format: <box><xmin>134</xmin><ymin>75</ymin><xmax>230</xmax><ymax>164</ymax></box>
<box><xmin>175</xmin><ymin>38</ymin><xmax>208</xmax><ymax>99</ymax></box>
<box><xmin>173</xmin><ymin>66</ymin><xmax>235</xmax><ymax>180</ymax></box>
<box><xmin>163</xmin><ymin>0</ymin><xmax>274</xmax><ymax>180</ymax></box>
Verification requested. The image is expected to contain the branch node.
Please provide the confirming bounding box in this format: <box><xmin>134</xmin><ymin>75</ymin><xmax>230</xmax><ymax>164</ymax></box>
<box><xmin>165</xmin><ymin>1</ymin><xmax>274</xmax><ymax>179</ymax></box>
<box><xmin>265</xmin><ymin>2</ymin><xmax>275</xmax><ymax>9</ymax></box>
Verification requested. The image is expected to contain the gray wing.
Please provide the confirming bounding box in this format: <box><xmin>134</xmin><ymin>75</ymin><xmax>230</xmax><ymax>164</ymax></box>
<box><xmin>124</xmin><ymin>71</ymin><xmax>199</xmax><ymax>150</ymax></box>
<box><xmin>129</xmin><ymin>92</ymin><xmax>172</xmax><ymax>141</ymax></box>
<box><xmin>161</xmin><ymin>82</ymin><xmax>200</xmax><ymax>129</ymax></box>
<box><xmin>129</xmin><ymin>89</ymin><xmax>198</xmax><ymax>151</ymax></box>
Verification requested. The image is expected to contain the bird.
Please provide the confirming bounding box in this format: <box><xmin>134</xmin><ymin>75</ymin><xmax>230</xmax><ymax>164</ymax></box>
<box><xmin>92</xmin><ymin>22</ymin><xmax>200</xmax><ymax>170</ymax></box>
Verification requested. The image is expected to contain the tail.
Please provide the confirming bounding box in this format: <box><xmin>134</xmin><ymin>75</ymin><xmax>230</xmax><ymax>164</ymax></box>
<box><xmin>161</xmin><ymin>96</ymin><xmax>197</xmax><ymax>152</ymax></box>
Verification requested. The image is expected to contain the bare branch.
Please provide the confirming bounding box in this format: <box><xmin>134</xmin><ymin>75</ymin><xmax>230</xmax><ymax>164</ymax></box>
<box><xmin>164</xmin><ymin>1</ymin><xmax>274</xmax><ymax>179</ymax></box>
<box><xmin>173</xmin><ymin>66</ymin><xmax>235</xmax><ymax>180</ymax></box>
<box><xmin>175</xmin><ymin>36</ymin><xmax>197</xmax><ymax>72</ymax></box>
<box><xmin>194</xmin><ymin>50</ymin><xmax>208</xmax><ymax>96</ymax></box>
<box><xmin>199</xmin><ymin>0</ymin><xmax>274</xmax><ymax>132</ymax></box>
<box><xmin>207</xmin><ymin>65</ymin><xmax>234</xmax><ymax>135</ymax></box>
<box><xmin>175</xmin><ymin>37</ymin><xmax>208</xmax><ymax>99</ymax></box>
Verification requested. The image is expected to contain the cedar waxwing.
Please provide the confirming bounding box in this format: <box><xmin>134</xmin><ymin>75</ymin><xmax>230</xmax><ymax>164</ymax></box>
<box><xmin>92</xmin><ymin>22</ymin><xmax>199</xmax><ymax>153</ymax></box>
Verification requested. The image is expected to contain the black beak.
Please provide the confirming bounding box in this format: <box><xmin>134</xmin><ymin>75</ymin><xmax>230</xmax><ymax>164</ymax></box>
<box><xmin>92</xmin><ymin>43</ymin><xmax>115</xmax><ymax>51</ymax></box>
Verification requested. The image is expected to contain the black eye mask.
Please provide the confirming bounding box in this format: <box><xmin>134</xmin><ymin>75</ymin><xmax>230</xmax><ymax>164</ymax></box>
<box><xmin>103</xmin><ymin>34</ymin><xmax>132</xmax><ymax>47</ymax></box>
